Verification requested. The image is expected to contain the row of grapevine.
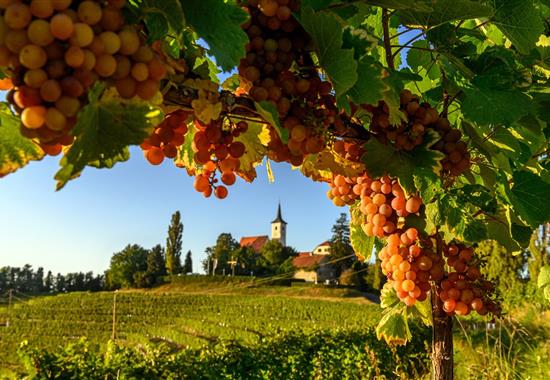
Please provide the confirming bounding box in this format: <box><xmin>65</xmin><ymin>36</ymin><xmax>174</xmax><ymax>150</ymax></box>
<box><xmin>17</xmin><ymin>329</ymin><xmax>431</xmax><ymax>379</ymax></box>
<box><xmin>0</xmin><ymin>291</ymin><xmax>383</xmax><ymax>370</ymax></box>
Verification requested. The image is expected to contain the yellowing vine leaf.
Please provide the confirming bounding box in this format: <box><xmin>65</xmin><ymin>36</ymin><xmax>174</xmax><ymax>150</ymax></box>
<box><xmin>234</xmin><ymin>121</ymin><xmax>271</xmax><ymax>182</ymax></box>
<box><xmin>0</xmin><ymin>103</ymin><xmax>45</xmax><ymax>177</ymax></box>
<box><xmin>301</xmin><ymin>150</ymin><xmax>365</xmax><ymax>182</ymax></box>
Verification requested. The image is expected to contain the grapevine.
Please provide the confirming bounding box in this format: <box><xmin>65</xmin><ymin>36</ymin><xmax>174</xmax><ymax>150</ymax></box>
<box><xmin>0</xmin><ymin>2</ymin><xmax>548</xmax><ymax>379</ymax></box>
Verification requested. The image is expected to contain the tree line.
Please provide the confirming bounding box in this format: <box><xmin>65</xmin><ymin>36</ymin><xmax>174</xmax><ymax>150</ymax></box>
<box><xmin>0</xmin><ymin>264</ymin><xmax>102</xmax><ymax>294</ymax></box>
<box><xmin>1</xmin><ymin>211</ymin><xmax>192</xmax><ymax>293</ymax></box>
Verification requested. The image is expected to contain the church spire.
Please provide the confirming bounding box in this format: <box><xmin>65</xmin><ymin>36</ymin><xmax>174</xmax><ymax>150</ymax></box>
<box><xmin>271</xmin><ymin>202</ymin><xmax>287</xmax><ymax>224</ymax></box>
<box><xmin>271</xmin><ymin>202</ymin><xmax>287</xmax><ymax>246</ymax></box>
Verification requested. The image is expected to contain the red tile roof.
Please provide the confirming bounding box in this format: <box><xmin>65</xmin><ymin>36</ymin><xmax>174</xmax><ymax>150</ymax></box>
<box><xmin>240</xmin><ymin>235</ymin><xmax>269</xmax><ymax>252</ymax></box>
<box><xmin>293</xmin><ymin>254</ymin><xmax>325</xmax><ymax>269</ymax></box>
<box><xmin>317</xmin><ymin>241</ymin><xmax>331</xmax><ymax>247</ymax></box>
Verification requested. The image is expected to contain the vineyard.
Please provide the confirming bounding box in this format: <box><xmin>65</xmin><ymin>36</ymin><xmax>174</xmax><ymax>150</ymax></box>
<box><xmin>0</xmin><ymin>288</ymin><xmax>386</xmax><ymax>372</ymax></box>
<box><xmin>1</xmin><ymin>0</ymin><xmax>550</xmax><ymax>378</ymax></box>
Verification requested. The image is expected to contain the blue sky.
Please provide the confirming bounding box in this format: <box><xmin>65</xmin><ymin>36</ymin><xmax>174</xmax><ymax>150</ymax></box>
<box><xmin>0</xmin><ymin>148</ymin><xmax>343</xmax><ymax>274</ymax></box>
<box><xmin>0</xmin><ymin>29</ymin><xmax>417</xmax><ymax>275</ymax></box>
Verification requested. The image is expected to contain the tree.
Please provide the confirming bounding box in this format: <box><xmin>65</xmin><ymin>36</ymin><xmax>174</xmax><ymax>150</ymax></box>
<box><xmin>2</xmin><ymin>1</ymin><xmax>550</xmax><ymax>379</ymax></box>
<box><xmin>54</xmin><ymin>273</ymin><xmax>65</xmax><ymax>293</ymax></box>
<box><xmin>165</xmin><ymin>211</ymin><xmax>183</xmax><ymax>275</ymax></box>
<box><xmin>105</xmin><ymin>244</ymin><xmax>149</xmax><ymax>289</ymax></box>
<box><xmin>183</xmin><ymin>251</ymin><xmax>193</xmax><ymax>274</ymax></box>
<box><xmin>44</xmin><ymin>271</ymin><xmax>53</xmax><ymax>293</ymax></box>
<box><xmin>145</xmin><ymin>244</ymin><xmax>166</xmax><ymax>286</ymax></box>
<box><xmin>34</xmin><ymin>267</ymin><xmax>45</xmax><ymax>293</ymax></box>
<box><xmin>329</xmin><ymin>213</ymin><xmax>355</xmax><ymax>276</ymax></box>
<box><xmin>202</xmin><ymin>233</ymin><xmax>240</xmax><ymax>275</ymax></box>
<box><xmin>260</xmin><ymin>240</ymin><xmax>297</xmax><ymax>273</ymax></box>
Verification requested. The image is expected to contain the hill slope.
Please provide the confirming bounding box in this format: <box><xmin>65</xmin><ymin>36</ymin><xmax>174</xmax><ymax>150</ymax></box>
<box><xmin>0</xmin><ymin>284</ymin><xmax>380</xmax><ymax>372</ymax></box>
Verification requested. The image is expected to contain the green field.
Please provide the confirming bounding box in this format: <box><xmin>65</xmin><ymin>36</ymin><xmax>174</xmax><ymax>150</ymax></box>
<box><xmin>2</xmin><ymin>281</ymin><xmax>548</xmax><ymax>379</ymax></box>
<box><xmin>0</xmin><ymin>283</ymin><xmax>385</xmax><ymax>374</ymax></box>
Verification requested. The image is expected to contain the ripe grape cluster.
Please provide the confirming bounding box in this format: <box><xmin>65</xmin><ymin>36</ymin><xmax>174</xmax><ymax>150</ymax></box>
<box><xmin>190</xmin><ymin>118</ymin><xmax>248</xmax><ymax>199</ymax></box>
<box><xmin>327</xmin><ymin>173</ymin><xmax>422</xmax><ymax>238</ymax></box>
<box><xmin>140</xmin><ymin>110</ymin><xmax>189</xmax><ymax>166</ymax></box>
<box><xmin>439</xmin><ymin>242</ymin><xmax>500</xmax><ymax>316</ymax></box>
<box><xmin>326</xmin><ymin>174</ymin><xmax>361</xmax><ymax>207</ymax></box>
<box><xmin>365</xmin><ymin>91</ymin><xmax>435</xmax><ymax>151</ymax></box>
<box><xmin>358</xmin><ymin>176</ymin><xmax>422</xmax><ymax>238</ymax></box>
<box><xmin>0</xmin><ymin>0</ymin><xmax>167</xmax><ymax>154</ymax></box>
<box><xmin>363</xmin><ymin>90</ymin><xmax>471</xmax><ymax>177</ymax></box>
<box><xmin>240</xmin><ymin>0</ymin><xmax>340</xmax><ymax>166</ymax></box>
<box><xmin>379</xmin><ymin>229</ymin><xmax>445</xmax><ymax>306</ymax></box>
<box><xmin>431</xmin><ymin>118</ymin><xmax>471</xmax><ymax>177</ymax></box>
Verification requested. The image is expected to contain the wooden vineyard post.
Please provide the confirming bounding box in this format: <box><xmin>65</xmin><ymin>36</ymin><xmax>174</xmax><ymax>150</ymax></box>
<box><xmin>111</xmin><ymin>291</ymin><xmax>117</xmax><ymax>340</ymax></box>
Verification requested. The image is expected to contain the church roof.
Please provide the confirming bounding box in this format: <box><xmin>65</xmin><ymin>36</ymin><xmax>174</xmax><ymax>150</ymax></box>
<box><xmin>293</xmin><ymin>253</ymin><xmax>325</xmax><ymax>269</ymax></box>
<box><xmin>271</xmin><ymin>203</ymin><xmax>287</xmax><ymax>224</ymax></box>
<box><xmin>240</xmin><ymin>235</ymin><xmax>269</xmax><ymax>252</ymax></box>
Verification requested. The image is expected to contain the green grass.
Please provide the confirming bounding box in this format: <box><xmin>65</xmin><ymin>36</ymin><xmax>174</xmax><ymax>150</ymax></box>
<box><xmin>0</xmin><ymin>283</ymin><xmax>380</xmax><ymax>374</ymax></box>
<box><xmin>453</xmin><ymin>308</ymin><xmax>550</xmax><ymax>380</ymax></box>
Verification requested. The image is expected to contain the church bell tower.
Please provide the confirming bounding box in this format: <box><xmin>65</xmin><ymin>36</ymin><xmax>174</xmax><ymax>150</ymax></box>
<box><xmin>271</xmin><ymin>203</ymin><xmax>287</xmax><ymax>246</ymax></box>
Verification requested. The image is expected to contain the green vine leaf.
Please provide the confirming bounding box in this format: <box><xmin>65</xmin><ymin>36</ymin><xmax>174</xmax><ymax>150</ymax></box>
<box><xmin>376</xmin><ymin>306</ymin><xmax>411</xmax><ymax>345</ymax></box>
<box><xmin>180</xmin><ymin>0</ymin><xmax>248</xmax><ymax>72</ymax></box>
<box><xmin>0</xmin><ymin>103</ymin><xmax>45</xmax><ymax>178</ymax></box>
<box><xmin>461</xmin><ymin>87</ymin><xmax>534</xmax><ymax>125</ymax></box>
<box><xmin>175</xmin><ymin>121</ymin><xmax>197</xmax><ymax>175</ymax></box>
<box><xmin>55</xmin><ymin>84</ymin><xmax>162</xmax><ymax>190</ymax></box>
<box><xmin>490</xmin><ymin>0</ymin><xmax>545</xmax><ymax>55</ymax></box>
<box><xmin>255</xmin><ymin>101</ymin><xmax>288</xmax><ymax>144</ymax></box>
<box><xmin>380</xmin><ymin>283</ymin><xmax>400</xmax><ymax>309</ymax></box>
<box><xmin>485</xmin><ymin>205</ymin><xmax>522</xmax><ymax>253</ymax></box>
<box><xmin>299</xmin><ymin>7</ymin><xmax>358</xmax><ymax>101</ymax></box>
<box><xmin>361</xmin><ymin>132</ymin><xmax>444</xmax><ymax>193</ymax></box>
<box><xmin>413</xmin><ymin>168</ymin><xmax>442</xmax><ymax>203</ymax></box>
<box><xmin>507</xmin><ymin>170</ymin><xmax>550</xmax><ymax>228</ymax></box>
<box><xmin>346</xmin><ymin>57</ymin><xmax>387</xmax><ymax>105</ymax></box>
<box><xmin>398</xmin><ymin>0</ymin><xmax>493</xmax><ymax>27</ymax></box>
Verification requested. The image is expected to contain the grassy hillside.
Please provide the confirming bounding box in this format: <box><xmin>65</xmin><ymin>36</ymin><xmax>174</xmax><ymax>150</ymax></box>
<box><xmin>0</xmin><ymin>283</ymin><xmax>381</xmax><ymax>373</ymax></box>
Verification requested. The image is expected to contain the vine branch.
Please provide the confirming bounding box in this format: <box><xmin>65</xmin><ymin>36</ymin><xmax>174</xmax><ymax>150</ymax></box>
<box><xmin>382</xmin><ymin>9</ymin><xmax>395</xmax><ymax>70</ymax></box>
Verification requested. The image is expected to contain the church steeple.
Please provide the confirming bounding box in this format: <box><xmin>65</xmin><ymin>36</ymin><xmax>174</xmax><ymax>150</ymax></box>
<box><xmin>271</xmin><ymin>203</ymin><xmax>287</xmax><ymax>224</ymax></box>
<box><xmin>271</xmin><ymin>203</ymin><xmax>287</xmax><ymax>246</ymax></box>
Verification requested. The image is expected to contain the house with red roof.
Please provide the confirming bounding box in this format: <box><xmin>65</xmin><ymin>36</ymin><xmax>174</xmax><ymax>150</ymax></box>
<box><xmin>292</xmin><ymin>242</ymin><xmax>337</xmax><ymax>283</ymax></box>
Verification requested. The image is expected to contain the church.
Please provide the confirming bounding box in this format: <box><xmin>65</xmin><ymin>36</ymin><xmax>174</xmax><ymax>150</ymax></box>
<box><xmin>239</xmin><ymin>204</ymin><xmax>337</xmax><ymax>283</ymax></box>
<box><xmin>239</xmin><ymin>203</ymin><xmax>287</xmax><ymax>252</ymax></box>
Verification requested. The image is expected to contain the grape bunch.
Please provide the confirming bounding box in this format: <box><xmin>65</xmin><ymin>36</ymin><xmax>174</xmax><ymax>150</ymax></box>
<box><xmin>326</xmin><ymin>173</ymin><xmax>422</xmax><ymax>237</ymax></box>
<box><xmin>365</xmin><ymin>90</ymin><xmax>438</xmax><ymax>151</ymax></box>
<box><xmin>240</xmin><ymin>0</ymin><xmax>340</xmax><ymax>167</ymax></box>
<box><xmin>190</xmin><ymin>118</ymin><xmax>248</xmax><ymax>199</ymax></box>
<box><xmin>379</xmin><ymin>229</ymin><xmax>445</xmax><ymax>306</ymax></box>
<box><xmin>439</xmin><ymin>242</ymin><xmax>500</xmax><ymax>316</ymax></box>
<box><xmin>326</xmin><ymin>174</ymin><xmax>361</xmax><ymax>207</ymax></box>
<box><xmin>239</xmin><ymin>0</ymin><xmax>305</xmax><ymax>101</ymax></box>
<box><xmin>140</xmin><ymin>110</ymin><xmax>189</xmax><ymax>166</ymax></box>
<box><xmin>0</xmin><ymin>0</ymin><xmax>167</xmax><ymax>154</ymax></box>
<box><xmin>358</xmin><ymin>175</ymin><xmax>422</xmax><ymax>238</ymax></box>
<box><xmin>431</xmin><ymin>118</ymin><xmax>471</xmax><ymax>177</ymax></box>
<box><xmin>265</xmin><ymin>74</ymin><xmax>336</xmax><ymax>166</ymax></box>
<box><xmin>363</xmin><ymin>90</ymin><xmax>471</xmax><ymax>177</ymax></box>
